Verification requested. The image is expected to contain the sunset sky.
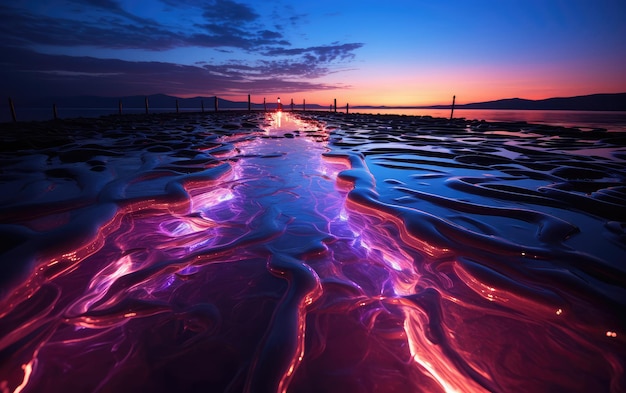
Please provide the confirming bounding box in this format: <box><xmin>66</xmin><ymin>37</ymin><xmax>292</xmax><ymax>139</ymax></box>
<box><xmin>2</xmin><ymin>0</ymin><xmax>625</xmax><ymax>106</ymax></box>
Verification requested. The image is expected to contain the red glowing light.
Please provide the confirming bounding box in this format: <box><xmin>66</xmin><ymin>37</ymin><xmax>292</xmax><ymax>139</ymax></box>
<box><xmin>0</xmin><ymin>110</ymin><xmax>623</xmax><ymax>392</ymax></box>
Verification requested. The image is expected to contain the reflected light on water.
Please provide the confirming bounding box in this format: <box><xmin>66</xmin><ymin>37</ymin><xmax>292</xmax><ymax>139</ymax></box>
<box><xmin>0</xmin><ymin>110</ymin><xmax>624</xmax><ymax>392</ymax></box>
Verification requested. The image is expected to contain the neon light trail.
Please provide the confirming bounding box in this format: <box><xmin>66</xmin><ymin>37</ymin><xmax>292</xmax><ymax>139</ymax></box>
<box><xmin>0</xmin><ymin>111</ymin><xmax>625</xmax><ymax>392</ymax></box>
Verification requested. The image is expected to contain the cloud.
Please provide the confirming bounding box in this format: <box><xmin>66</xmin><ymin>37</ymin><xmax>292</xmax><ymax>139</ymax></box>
<box><xmin>66</xmin><ymin>0</ymin><xmax>157</xmax><ymax>26</ymax></box>
<box><xmin>190</xmin><ymin>24</ymin><xmax>288</xmax><ymax>50</ymax></box>
<box><xmin>0</xmin><ymin>3</ymin><xmax>293</xmax><ymax>51</ymax></box>
<box><xmin>262</xmin><ymin>43</ymin><xmax>364</xmax><ymax>63</ymax></box>
<box><xmin>0</xmin><ymin>5</ymin><xmax>182</xmax><ymax>50</ymax></box>
<box><xmin>202</xmin><ymin>0</ymin><xmax>259</xmax><ymax>23</ymax></box>
<box><xmin>192</xmin><ymin>0</ymin><xmax>291</xmax><ymax>49</ymax></box>
<box><xmin>0</xmin><ymin>1</ymin><xmax>363</xmax><ymax>98</ymax></box>
<box><xmin>0</xmin><ymin>47</ymin><xmax>346</xmax><ymax>99</ymax></box>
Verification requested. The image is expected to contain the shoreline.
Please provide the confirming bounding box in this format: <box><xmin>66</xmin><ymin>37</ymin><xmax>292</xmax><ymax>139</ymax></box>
<box><xmin>4</xmin><ymin>105</ymin><xmax>626</xmax><ymax>133</ymax></box>
<box><xmin>2</xmin><ymin>108</ymin><xmax>623</xmax><ymax>134</ymax></box>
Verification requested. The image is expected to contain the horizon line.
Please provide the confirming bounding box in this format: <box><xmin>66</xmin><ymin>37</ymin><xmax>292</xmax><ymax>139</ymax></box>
<box><xmin>8</xmin><ymin>91</ymin><xmax>626</xmax><ymax>108</ymax></box>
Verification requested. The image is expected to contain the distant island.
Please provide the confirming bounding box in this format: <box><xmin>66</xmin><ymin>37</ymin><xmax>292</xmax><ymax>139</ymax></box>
<box><xmin>10</xmin><ymin>92</ymin><xmax>626</xmax><ymax>112</ymax></box>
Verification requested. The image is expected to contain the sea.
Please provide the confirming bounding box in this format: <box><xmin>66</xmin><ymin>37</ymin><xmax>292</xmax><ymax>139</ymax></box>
<box><xmin>3</xmin><ymin>106</ymin><xmax>626</xmax><ymax>132</ymax></box>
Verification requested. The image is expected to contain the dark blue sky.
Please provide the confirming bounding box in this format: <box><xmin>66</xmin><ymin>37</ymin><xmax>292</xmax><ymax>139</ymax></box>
<box><xmin>2</xmin><ymin>0</ymin><xmax>625</xmax><ymax>105</ymax></box>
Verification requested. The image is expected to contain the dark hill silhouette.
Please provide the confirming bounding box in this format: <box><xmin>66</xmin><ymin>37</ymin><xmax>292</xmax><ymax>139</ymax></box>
<box><xmin>432</xmin><ymin>93</ymin><xmax>626</xmax><ymax>111</ymax></box>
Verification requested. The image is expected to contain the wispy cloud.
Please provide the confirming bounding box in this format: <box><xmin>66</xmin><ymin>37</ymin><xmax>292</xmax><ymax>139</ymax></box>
<box><xmin>0</xmin><ymin>0</ymin><xmax>363</xmax><ymax>98</ymax></box>
<box><xmin>1</xmin><ymin>46</ymin><xmax>346</xmax><ymax>98</ymax></box>
<box><xmin>201</xmin><ymin>0</ymin><xmax>258</xmax><ymax>23</ymax></box>
<box><xmin>262</xmin><ymin>43</ymin><xmax>365</xmax><ymax>63</ymax></box>
<box><xmin>0</xmin><ymin>5</ymin><xmax>181</xmax><ymax>49</ymax></box>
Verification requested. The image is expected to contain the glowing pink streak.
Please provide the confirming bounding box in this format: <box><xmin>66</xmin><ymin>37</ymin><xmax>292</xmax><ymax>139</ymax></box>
<box><xmin>235</xmin><ymin>111</ymin><xmax>343</xmax><ymax>392</ymax></box>
<box><xmin>399</xmin><ymin>302</ymin><xmax>491</xmax><ymax>393</ymax></box>
<box><xmin>13</xmin><ymin>359</ymin><xmax>35</xmax><ymax>393</ymax></box>
<box><xmin>64</xmin><ymin>254</ymin><xmax>141</xmax><ymax>326</ymax></box>
<box><xmin>245</xmin><ymin>254</ymin><xmax>323</xmax><ymax>393</ymax></box>
<box><xmin>264</xmin><ymin>113</ymin><xmax>485</xmax><ymax>391</ymax></box>
<box><xmin>326</xmin><ymin>149</ymin><xmax>496</xmax><ymax>391</ymax></box>
<box><xmin>7</xmin><ymin>111</ymin><xmax>619</xmax><ymax>392</ymax></box>
<box><xmin>57</xmin><ymin>161</ymin><xmax>241</xmax><ymax>326</ymax></box>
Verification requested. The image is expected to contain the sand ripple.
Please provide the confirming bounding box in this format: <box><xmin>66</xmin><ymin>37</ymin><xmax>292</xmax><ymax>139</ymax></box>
<box><xmin>0</xmin><ymin>111</ymin><xmax>625</xmax><ymax>392</ymax></box>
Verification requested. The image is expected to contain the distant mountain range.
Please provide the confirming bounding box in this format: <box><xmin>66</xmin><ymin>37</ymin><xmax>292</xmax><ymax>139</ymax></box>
<box><xmin>427</xmin><ymin>93</ymin><xmax>626</xmax><ymax>111</ymax></box>
<box><xmin>13</xmin><ymin>92</ymin><xmax>626</xmax><ymax>111</ymax></box>
<box><xmin>363</xmin><ymin>93</ymin><xmax>626</xmax><ymax>111</ymax></box>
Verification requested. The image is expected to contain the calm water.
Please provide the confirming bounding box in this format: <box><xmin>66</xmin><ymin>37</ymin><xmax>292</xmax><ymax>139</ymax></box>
<box><xmin>3</xmin><ymin>106</ymin><xmax>626</xmax><ymax>132</ymax></box>
<box><xmin>351</xmin><ymin>108</ymin><xmax>626</xmax><ymax>132</ymax></box>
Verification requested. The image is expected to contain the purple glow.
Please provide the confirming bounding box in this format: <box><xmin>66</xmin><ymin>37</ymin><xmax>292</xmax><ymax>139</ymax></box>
<box><xmin>0</xmin><ymin>112</ymin><xmax>624</xmax><ymax>392</ymax></box>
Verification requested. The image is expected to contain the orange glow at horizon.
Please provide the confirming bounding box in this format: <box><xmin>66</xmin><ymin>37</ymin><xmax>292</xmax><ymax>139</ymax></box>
<box><xmin>205</xmin><ymin>58</ymin><xmax>625</xmax><ymax>108</ymax></box>
<box><xmin>212</xmin><ymin>80</ymin><xmax>622</xmax><ymax>108</ymax></box>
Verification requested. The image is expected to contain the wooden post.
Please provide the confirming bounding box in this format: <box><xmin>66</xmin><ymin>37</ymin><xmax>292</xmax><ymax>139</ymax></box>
<box><xmin>248</xmin><ymin>94</ymin><xmax>251</xmax><ymax>111</ymax></box>
<box><xmin>215</xmin><ymin>96</ymin><xmax>218</xmax><ymax>112</ymax></box>
<box><xmin>264</xmin><ymin>97</ymin><xmax>267</xmax><ymax>112</ymax></box>
<box><xmin>303</xmin><ymin>99</ymin><xmax>305</xmax><ymax>112</ymax></box>
<box><xmin>176</xmin><ymin>99</ymin><xmax>180</xmax><ymax>113</ymax></box>
<box><xmin>118</xmin><ymin>99</ymin><xmax>122</xmax><ymax>115</ymax></box>
<box><xmin>201</xmin><ymin>100</ymin><xmax>205</xmax><ymax>113</ymax></box>
<box><xmin>290</xmin><ymin>98</ymin><xmax>294</xmax><ymax>111</ymax></box>
<box><xmin>53</xmin><ymin>103</ymin><xmax>58</xmax><ymax>120</ymax></box>
<box><xmin>334</xmin><ymin>98</ymin><xmax>337</xmax><ymax>113</ymax></box>
<box><xmin>450</xmin><ymin>95</ymin><xmax>456</xmax><ymax>120</ymax></box>
<box><xmin>346</xmin><ymin>103</ymin><xmax>349</xmax><ymax>114</ymax></box>
<box><xmin>145</xmin><ymin>96</ymin><xmax>149</xmax><ymax>114</ymax></box>
<box><xmin>8</xmin><ymin>97</ymin><xmax>17</xmax><ymax>122</ymax></box>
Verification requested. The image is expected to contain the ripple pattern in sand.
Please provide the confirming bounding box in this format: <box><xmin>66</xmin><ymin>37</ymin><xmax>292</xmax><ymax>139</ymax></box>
<box><xmin>0</xmin><ymin>112</ymin><xmax>625</xmax><ymax>393</ymax></box>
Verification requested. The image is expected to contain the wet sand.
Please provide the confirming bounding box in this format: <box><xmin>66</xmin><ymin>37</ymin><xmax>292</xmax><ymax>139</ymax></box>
<box><xmin>1</xmin><ymin>111</ymin><xmax>625</xmax><ymax>392</ymax></box>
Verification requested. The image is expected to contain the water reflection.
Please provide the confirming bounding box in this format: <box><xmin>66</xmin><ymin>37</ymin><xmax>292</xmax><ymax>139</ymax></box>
<box><xmin>0</xmin><ymin>111</ymin><xmax>624</xmax><ymax>392</ymax></box>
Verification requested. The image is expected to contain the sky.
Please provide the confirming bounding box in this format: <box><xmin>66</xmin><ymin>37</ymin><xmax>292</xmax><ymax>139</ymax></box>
<box><xmin>1</xmin><ymin>0</ymin><xmax>625</xmax><ymax>106</ymax></box>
